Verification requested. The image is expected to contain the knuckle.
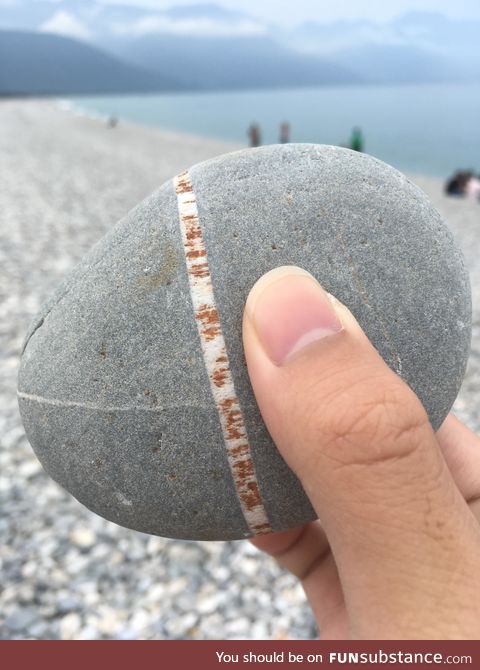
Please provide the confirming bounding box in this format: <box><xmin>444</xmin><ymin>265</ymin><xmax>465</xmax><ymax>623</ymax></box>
<box><xmin>298</xmin><ymin>368</ymin><xmax>431</xmax><ymax>470</ymax></box>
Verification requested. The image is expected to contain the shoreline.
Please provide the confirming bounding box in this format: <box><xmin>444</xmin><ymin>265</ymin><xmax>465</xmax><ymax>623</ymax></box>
<box><xmin>0</xmin><ymin>97</ymin><xmax>476</xmax><ymax>237</ymax></box>
<box><xmin>37</xmin><ymin>97</ymin><xmax>458</xmax><ymax>192</ymax></box>
<box><xmin>6</xmin><ymin>82</ymin><xmax>476</xmax><ymax>180</ymax></box>
<box><xmin>52</xmin><ymin>97</ymin><xmax>243</xmax><ymax>149</ymax></box>
<box><xmin>2</xmin><ymin>94</ymin><xmax>474</xmax><ymax>182</ymax></box>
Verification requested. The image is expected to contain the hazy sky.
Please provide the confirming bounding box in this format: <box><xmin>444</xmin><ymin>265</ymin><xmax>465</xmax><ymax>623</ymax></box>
<box><xmin>97</xmin><ymin>0</ymin><xmax>480</xmax><ymax>24</ymax></box>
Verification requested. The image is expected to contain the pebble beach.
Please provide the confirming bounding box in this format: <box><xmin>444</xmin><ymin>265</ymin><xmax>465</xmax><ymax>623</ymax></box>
<box><xmin>1</xmin><ymin>99</ymin><xmax>479</xmax><ymax>640</ymax></box>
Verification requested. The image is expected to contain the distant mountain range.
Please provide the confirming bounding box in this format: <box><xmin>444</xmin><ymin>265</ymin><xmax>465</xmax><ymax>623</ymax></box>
<box><xmin>0</xmin><ymin>30</ymin><xmax>182</xmax><ymax>95</ymax></box>
<box><xmin>0</xmin><ymin>2</ymin><xmax>479</xmax><ymax>96</ymax></box>
<box><xmin>107</xmin><ymin>34</ymin><xmax>360</xmax><ymax>91</ymax></box>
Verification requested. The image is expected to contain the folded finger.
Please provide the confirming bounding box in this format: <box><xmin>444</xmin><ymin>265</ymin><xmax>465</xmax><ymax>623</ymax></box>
<box><xmin>251</xmin><ymin>523</ymin><xmax>344</xmax><ymax>634</ymax></box>
<box><xmin>437</xmin><ymin>414</ymin><xmax>480</xmax><ymax>517</ymax></box>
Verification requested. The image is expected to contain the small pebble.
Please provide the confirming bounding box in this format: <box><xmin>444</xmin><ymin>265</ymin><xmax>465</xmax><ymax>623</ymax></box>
<box><xmin>60</xmin><ymin>613</ymin><xmax>82</xmax><ymax>640</ymax></box>
<box><xmin>5</xmin><ymin>608</ymin><xmax>39</xmax><ymax>633</ymax></box>
<box><xmin>69</xmin><ymin>527</ymin><xmax>96</xmax><ymax>549</ymax></box>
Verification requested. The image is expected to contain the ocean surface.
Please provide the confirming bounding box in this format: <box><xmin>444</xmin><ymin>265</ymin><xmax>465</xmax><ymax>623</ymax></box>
<box><xmin>67</xmin><ymin>83</ymin><xmax>480</xmax><ymax>177</ymax></box>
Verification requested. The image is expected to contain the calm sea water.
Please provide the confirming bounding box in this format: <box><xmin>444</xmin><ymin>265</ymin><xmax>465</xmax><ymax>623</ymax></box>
<box><xmin>69</xmin><ymin>83</ymin><xmax>480</xmax><ymax>177</ymax></box>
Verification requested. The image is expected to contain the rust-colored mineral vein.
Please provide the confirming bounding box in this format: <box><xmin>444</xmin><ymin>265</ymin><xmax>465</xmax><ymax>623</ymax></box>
<box><xmin>174</xmin><ymin>170</ymin><xmax>271</xmax><ymax>536</ymax></box>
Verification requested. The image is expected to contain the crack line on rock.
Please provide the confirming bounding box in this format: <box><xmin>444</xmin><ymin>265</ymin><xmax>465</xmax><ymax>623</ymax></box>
<box><xmin>17</xmin><ymin>391</ymin><xmax>208</xmax><ymax>413</ymax></box>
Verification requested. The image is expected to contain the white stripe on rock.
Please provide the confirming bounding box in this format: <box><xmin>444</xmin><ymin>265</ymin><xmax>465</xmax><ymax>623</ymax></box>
<box><xmin>174</xmin><ymin>170</ymin><xmax>271</xmax><ymax>536</ymax></box>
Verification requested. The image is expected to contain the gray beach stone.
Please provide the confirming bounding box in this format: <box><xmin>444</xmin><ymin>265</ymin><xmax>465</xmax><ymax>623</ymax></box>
<box><xmin>5</xmin><ymin>607</ymin><xmax>39</xmax><ymax>632</ymax></box>
<box><xmin>17</xmin><ymin>144</ymin><xmax>471</xmax><ymax>541</ymax></box>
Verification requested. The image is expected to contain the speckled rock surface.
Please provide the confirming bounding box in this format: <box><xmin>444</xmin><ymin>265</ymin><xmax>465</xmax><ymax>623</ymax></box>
<box><xmin>18</xmin><ymin>143</ymin><xmax>471</xmax><ymax>541</ymax></box>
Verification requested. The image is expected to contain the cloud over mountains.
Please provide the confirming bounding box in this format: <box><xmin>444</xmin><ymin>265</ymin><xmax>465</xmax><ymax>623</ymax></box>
<box><xmin>1</xmin><ymin>1</ymin><xmax>269</xmax><ymax>38</ymax></box>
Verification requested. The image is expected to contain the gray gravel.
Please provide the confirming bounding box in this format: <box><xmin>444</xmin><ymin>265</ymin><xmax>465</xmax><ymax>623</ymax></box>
<box><xmin>1</xmin><ymin>100</ymin><xmax>479</xmax><ymax>640</ymax></box>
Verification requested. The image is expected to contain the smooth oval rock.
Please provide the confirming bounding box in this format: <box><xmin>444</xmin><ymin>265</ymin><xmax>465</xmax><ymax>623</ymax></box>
<box><xmin>18</xmin><ymin>144</ymin><xmax>471</xmax><ymax>541</ymax></box>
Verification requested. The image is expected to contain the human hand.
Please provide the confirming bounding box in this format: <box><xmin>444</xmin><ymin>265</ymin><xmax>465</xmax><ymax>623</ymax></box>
<box><xmin>242</xmin><ymin>266</ymin><xmax>480</xmax><ymax>639</ymax></box>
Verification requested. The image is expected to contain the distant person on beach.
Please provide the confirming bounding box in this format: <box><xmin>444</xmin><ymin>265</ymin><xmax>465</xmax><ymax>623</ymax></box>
<box><xmin>248</xmin><ymin>123</ymin><xmax>261</xmax><ymax>148</ymax></box>
<box><xmin>445</xmin><ymin>170</ymin><xmax>477</xmax><ymax>198</ymax></box>
<box><xmin>279</xmin><ymin>122</ymin><xmax>290</xmax><ymax>144</ymax></box>
<box><xmin>350</xmin><ymin>126</ymin><xmax>364</xmax><ymax>152</ymax></box>
<box><xmin>107</xmin><ymin>116</ymin><xmax>118</xmax><ymax>129</ymax></box>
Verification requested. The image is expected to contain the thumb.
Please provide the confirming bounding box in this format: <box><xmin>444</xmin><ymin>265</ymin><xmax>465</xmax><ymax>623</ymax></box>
<box><xmin>243</xmin><ymin>266</ymin><xmax>479</xmax><ymax>637</ymax></box>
